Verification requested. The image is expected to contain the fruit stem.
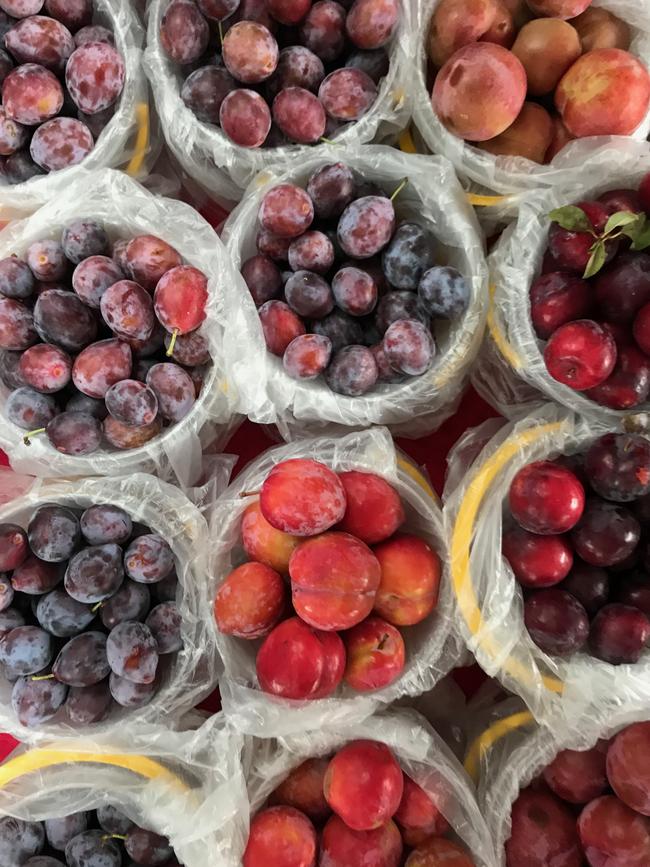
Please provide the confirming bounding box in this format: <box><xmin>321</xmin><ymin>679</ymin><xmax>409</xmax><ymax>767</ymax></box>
<box><xmin>390</xmin><ymin>177</ymin><xmax>408</xmax><ymax>202</ymax></box>
<box><xmin>102</xmin><ymin>834</ymin><xmax>127</xmax><ymax>842</ymax></box>
<box><xmin>31</xmin><ymin>674</ymin><xmax>55</xmax><ymax>682</ymax></box>
<box><xmin>218</xmin><ymin>20</ymin><xmax>224</xmax><ymax>46</ymax></box>
<box><xmin>238</xmin><ymin>489</ymin><xmax>260</xmax><ymax>498</ymax></box>
<box><xmin>22</xmin><ymin>428</ymin><xmax>46</xmax><ymax>447</ymax></box>
<box><xmin>166</xmin><ymin>329</ymin><xmax>179</xmax><ymax>357</ymax></box>
<box><xmin>91</xmin><ymin>601</ymin><xmax>104</xmax><ymax>613</ymax></box>
<box><xmin>319</xmin><ymin>137</ymin><xmax>340</xmax><ymax>146</ymax></box>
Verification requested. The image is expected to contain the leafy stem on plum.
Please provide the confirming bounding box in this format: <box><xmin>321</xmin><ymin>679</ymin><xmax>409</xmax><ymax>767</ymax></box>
<box><xmin>549</xmin><ymin>205</ymin><xmax>650</xmax><ymax>279</ymax></box>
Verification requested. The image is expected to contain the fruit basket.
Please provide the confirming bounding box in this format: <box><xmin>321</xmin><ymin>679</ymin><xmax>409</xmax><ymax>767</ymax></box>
<box><xmin>0</xmin><ymin>169</ymin><xmax>241</xmax><ymax>486</ymax></box>
<box><xmin>0</xmin><ymin>713</ymin><xmax>246</xmax><ymax>867</ymax></box>
<box><xmin>0</xmin><ymin>470</ymin><xmax>220</xmax><ymax>742</ymax></box>
<box><xmin>475</xmin><ymin>141</ymin><xmax>650</xmax><ymax>422</ymax></box>
<box><xmin>211</xmin><ymin>426</ymin><xmax>463</xmax><ymax>737</ymax></box>
<box><xmin>0</xmin><ymin>0</ymin><xmax>153</xmax><ymax>216</ymax></box>
<box><xmin>238</xmin><ymin>708</ymin><xmax>496</xmax><ymax>867</ymax></box>
<box><xmin>143</xmin><ymin>0</ymin><xmax>412</xmax><ymax>204</ymax></box>
<box><xmin>411</xmin><ymin>0</ymin><xmax>650</xmax><ymax>197</ymax></box>
<box><xmin>222</xmin><ymin>147</ymin><xmax>488</xmax><ymax>440</ymax></box>
<box><xmin>470</xmin><ymin>699</ymin><xmax>650</xmax><ymax>866</ymax></box>
<box><xmin>445</xmin><ymin>403</ymin><xmax>650</xmax><ymax>733</ymax></box>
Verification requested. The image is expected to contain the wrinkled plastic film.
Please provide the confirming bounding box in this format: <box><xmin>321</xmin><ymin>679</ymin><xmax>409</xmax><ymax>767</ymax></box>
<box><xmin>475</xmin><ymin>141</ymin><xmax>650</xmax><ymax>421</ymax></box>
<box><xmin>143</xmin><ymin>0</ymin><xmax>413</xmax><ymax>205</ymax></box>
<box><xmin>0</xmin><ymin>0</ymin><xmax>154</xmax><ymax>219</ymax></box>
<box><xmin>444</xmin><ymin>403</ymin><xmax>650</xmax><ymax>734</ymax></box>
<box><xmin>478</xmin><ymin>700</ymin><xmax>650</xmax><ymax>866</ymax></box>
<box><xmin>0</xmin><ymin>470</ymin><xmax>224</xmax><ymax>743</ymax></box>
<box><xmin>239</xmin><ymin>709</ymin><xmax>497</xmax><ymax>867</ymax></box>
<box><xmin>410</xmin><ymin>0</ymin><xmax>650</xmax><ymax>199</ymax></box>
<box><xmin>0</xmin><ymin>714</ymin><xmax>247</xmax><ymax>867</ymax></box>
<box><xmin>0</xmin><ymin>168</ymin><xmax>243</xmax><ymax>487</ymax></box>
<box><xmin>213</xmin><ymin>427</ymin><xmax>463</xmax><ymax>737</ymax></box>
<box><xmin>221</xmin><ymin>147</ymin><xmax>488</xmax><ymax>439</ymax></box>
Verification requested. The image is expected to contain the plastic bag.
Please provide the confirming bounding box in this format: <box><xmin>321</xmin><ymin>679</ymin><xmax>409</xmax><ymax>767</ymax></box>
<box><xmin>0</xmin><ymin>470</ymin><xmax>223</xmax><ymax>743</ymax></box>
<box><xmin>410</xmin><ymin>0</ymin><xmax>650</xmax><ymax>197</ymax></box>
<box><xmin>0</xmin><ymin>713</ymin><xmax>247</xmax><ymax>867</ymax></box>
<box><xmin>143</xmin><ymin>0</ymin><xmax>413</xmax><ymax>206</ymax></box>
<box><xmin>474</xmin><ymin>699</ymin><xmax>650</xmax><ymax>866</ymax></box>
<box><xmin>212</xmin><ymin>426</ymin><xmax>464</xmax><ymax>737</ymax></box>
<box><xmin>473</xmin><ymin>140</ymin><xmax>650</xmax><ymax>421</ymax></box>
<box><xmin>0</xmin><ymin>168</ymin><xmax>243</xmax><ymax>487</ymax></box>
<box><xmin>0</xmin><ymin>0</ymin><xmax>155</xmax><ymax>220</ymax></box>
<box><xmin>237</xmin><ymin>708</ymin><xmax>497</xmax><ymax>867</ymax></box>
<box><xmin>221</xmin><ymin>146</ymin><xmax>488</xmax><ymax>440</ymax></box>
<box><xmin>444</xmin><ymin>402</ymin><xmax>650</xmax><ymax>735</ymax></box>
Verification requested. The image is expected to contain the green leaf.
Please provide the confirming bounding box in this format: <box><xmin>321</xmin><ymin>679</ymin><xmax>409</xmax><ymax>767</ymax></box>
<box><xmin>604</xmin><ymin>210</ymin><xmax>644</xmax><ymax>235</ymax></box>
<box><xmin>631</xmin><ymin>221</ymin><xmax>650</xmax><ymax>251</ymax></box>
<box><xmin>583</xmin><ymin>241</ymin><xmax>608</xmax><ymax>279</ymax></box>
<box><xmin>548</xmin><ymin>205</ymin><xmax>593</xmax><ymax>233</ymax></box>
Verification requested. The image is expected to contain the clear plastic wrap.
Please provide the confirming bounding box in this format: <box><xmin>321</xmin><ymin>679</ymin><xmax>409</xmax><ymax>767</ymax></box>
<box><xmin>0</xmin><ymin>469</ymin><xmax>224</xmax><ymax>743</ymax></box>
<box><xmin>143</xmin><ymin>0</ymin><xmax>413</xmax><ymax>205</ymax></box>
<box><xmin>212</xmin><ymin>426</ymin><xmax>464</xmax><ymax>737</ymax></box>
<box><xmin>0</xmin><ymin>0</ymin><xmax>154</xmax><ymax>219</ymax></box>
<box><xmin>0</xmin><ymin>713</ymin><xmax>247</xmax><ymax>867</ymax></box>
<box><xmin>444</xmin><ymin>403</ymin><xmax>650</xmax><ymax>735</ymax></box>
<box><xmin>473</xmin><ymin>140</ymin><xmax>650</xmax><ymax>421</ymax></box>
<box><xmin>221</xmin><ymin>146</ymin><xmax>488</xmax><ymax>440</ymax></box>
<box><xmin>410</xmin><ymin>0</ymin><xmax>650</xmax><ymax>197</ymax></box>
<box><xmin>0</xmin><ymin>168</ymin><xmax>242</xmax><ymax>487</ymax></box>
<box><xmin>238</xmin><ymin>708</ymin><xmax>497</xmax><ymax>867</ymax></box>
<box><xmin>474</xmin><ymin>699</ymin><xmax>650</xmax><ymax>866</ymax></box>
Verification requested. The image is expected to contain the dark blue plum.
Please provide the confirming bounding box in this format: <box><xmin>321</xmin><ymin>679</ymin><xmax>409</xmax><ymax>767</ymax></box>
<box><xmin>325</xmin><ymin>345</ymin><xmax>378</xmax><ymax>396</ymax></box>
<box><xmin>0</xmin><ymin>625</ymin><xmax>53</xmax><ymax>675</ymax></box>
<box><xmin>45</xmin><ymin>813</ymin><xmax>90</xmax><ymax>851</ymax></box>
<box><xmin>28</xmin><ymin>505</ymin><xmax>80</xmax><ymax>563</ymax></box>
<box><xmin>12</xmin><ymin>675</ymin><xmax>68</xmax><ymax>727</ymax></box>
<box><xmin>0</xmin><ymin>817</ymin><xmax>44</xmax><ymax>864</ymax></box>
<box><xmin>375</xmin><ymin>290</ymin><xmax>428</xmax><ymax>334</ymax></box>
<box><xmin>418</xmin><ymin>265</ymin><xmax>470</xmax><ymax>319</ymax></box>
<box><xmin>312</xmin><ymin>309</ymin><xmax>363</xmax><ymax>352</ymax></box>
<box><xmin>381</xmin><ymin>223</ymin><xmax>435</xmax><ymax>290</ymax></box>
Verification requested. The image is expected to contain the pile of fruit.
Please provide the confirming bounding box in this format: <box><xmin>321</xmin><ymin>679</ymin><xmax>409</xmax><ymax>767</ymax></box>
<box><xmin>215</xmin><ymin>459</ymin><xmax>441</xmax><ymax>698</ymax></box>
<box><xmin>0</xmin><ymin>806</ymin><xmax>182</xmax><ymax>865</ymax></box>
<box><xmin>160</xmin><ymin>0</ymin><xmax>399</xmax><ymax>150</ymax></box>
<box><xmin>506</xmin><ymin>720</ymin><xmax>650</xmax><ymax>866</ymax></box>
<box><xmin>0</xmin><ymin>501</ymin><xmax>182</xmax><ymax>728</ymax></box>
<box><xmin>244</xmin><ymin>739</ymin><xmax>476</xmax><ymax>867</ymax></box>
<box><xmin>427</xmin><ymin>0</ymin><xmax>650</xmax><ymax>165</ymax></box>
<box><xmin>241</xmin><ymin>162</ymin><xmax>471</xmax><ymax>397</ymax></box>
<box><xmin>503</xmin><ymin>432</ymin><xmax>650</xmax><ymax>665</ymax></box>
<box><xmin>0</xmin><ymin>0</ymin><xmax>126</xmax><ymax>183</ymax></box>
<box><xmin>0</xmin><ymin>220</ymin><xmax>209</xmax><ymax>456</ymax></box>
<box><xmin>530</xmin><ymin>173</ymin><xmax>650</xmax><ymax>410</ymax></box>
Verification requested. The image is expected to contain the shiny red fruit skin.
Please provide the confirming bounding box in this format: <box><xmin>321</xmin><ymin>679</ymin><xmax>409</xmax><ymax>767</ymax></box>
<box><xmin>607</xmin><ymin>722</ymin><xmax>650</xmax><ymax>816</ymax></box>
<box><xmin>586</xmin><ymin>346</ymin><xmax>650</xmax><ymax>410</ymax></box>
<box><xmin>502</xmin><ymin>526</ymin><xmax>573</xmax><ymax>588</ymax></box>
<box><xmin>509</xmin><ymin>460</ymin><xmax>584</xmax><ymax>534</ymax></box>
<box><xmin>529</xmin><ymin>271</ymin><xmax>592</xmax><ymax>340</ymax></box>
<box><xmin>544</xmin><ymin>319</ymin><xmax>617</xmax><ymax>390</ymax></box>
<box><xmin>505</xmin><ymin>787</ymin><xmax>582</xmax><ymax>867</ymax></box>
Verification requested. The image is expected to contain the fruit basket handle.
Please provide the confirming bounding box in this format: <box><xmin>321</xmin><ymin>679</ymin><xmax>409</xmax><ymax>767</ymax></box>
<box><xmin>126</xmin><ymin>103</ymin><xmax>150</xmax><ymax>179</ymax></box>
<box><xmin>464</xmin><ymin>710</ymin><xmax>534</xmax><ymax>784</ymax></box>
<box><xmin>0</xmin><ymin>748</ymin><xmax>192</xmax><ymax>797</ymax></box>
<box><xmin>450</xmin><ymin>421</ymin><xmax>567</xmax><ymax>697</ymax></box>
